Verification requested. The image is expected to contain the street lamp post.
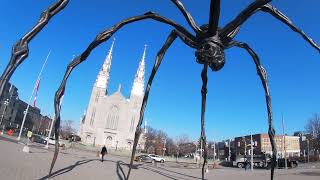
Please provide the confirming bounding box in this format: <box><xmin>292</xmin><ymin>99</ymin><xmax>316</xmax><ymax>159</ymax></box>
<box><xmin>282</xmin><ymin>115</ymin><xmax>288</xmax><ymax>169</ymax></box>
<box><xmin>213</xmin><ymin>141</ymin><xmax>216</xmax><ymax>161</ymax></box>
<box><xmin>0</xmin><ymin>99</ymin><xmax>9</xmax><ymax>126</ymax></box>
<box><xmin>307</xmin><ymin>139</ymin><xmax>310</xmax><ymax>163</ymax></box>
<box><xmin>244</xmin><ymin>137</ymin><xmax>247</xmax><ymax>156</ymax></box>
<box><xmin>162</xmin><ymin>138</ymin><xmax>166</xmax><ymax>157</ymax></box>
<box><xmin>250</xmin><ymin>134</ymin><xmax>254</xmax><ymax>171</ymax></box>
<box><xmin>45</xmin><ymin>115</ymin><xmax>54</xmax><ymax>149</ymax></box>
<box><xmin>228</xmin><ymin>139</ymin><xmax>231</xmax><ymax>162</ymax></box>
<box><xmin>176</xmin><ymin>145</ymin><xmax>179</xmax><ymax>163</ymax></box>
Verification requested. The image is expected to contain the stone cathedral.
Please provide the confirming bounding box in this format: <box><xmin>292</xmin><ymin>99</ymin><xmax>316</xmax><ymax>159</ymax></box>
<box><xmin>79</xmin><ymin>41</ymin><xmax>146</xmax><ymax>150</ymax></box>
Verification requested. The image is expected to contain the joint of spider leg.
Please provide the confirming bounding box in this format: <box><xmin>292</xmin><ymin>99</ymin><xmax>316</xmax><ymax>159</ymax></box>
<box><xmin>13</xmin><ymin>41</ymin><xmax>28</xmax><ymax>58</ymax></box>
<box><xmin>39</xmin><ymin>10</ymin><xmax>50</xmax><ymax>22</ymax></box>
<box><xmin>144</xmin><ymin>11</ymin><xmax>155</xmax><ymax>16</ymax></box>
<box><xmin>201</xmin><ymin>88</ymin><xmax>207</xmax><ymax>95</ymax></box>
<box><xmin>195</xmin><ymin>35</ymin><xmax>225</xmax><ymax>72</ymax></box>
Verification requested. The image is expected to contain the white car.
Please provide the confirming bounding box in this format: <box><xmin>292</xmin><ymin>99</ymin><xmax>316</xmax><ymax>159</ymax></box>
<box><xmin>148</xmin><ymin>154</ymin><xmax>165</xmax><ymax>163</ymax></box>
<box><xmin>45</xmin><ymin>137</ymin><xmax>65</xmax><ymax>147</ymax></box>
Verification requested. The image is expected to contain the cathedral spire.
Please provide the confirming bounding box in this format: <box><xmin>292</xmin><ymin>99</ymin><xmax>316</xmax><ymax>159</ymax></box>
<box><xmin>131</xmin><ymin>45</ymin><xmax>146</xmax><ymax>97</ymax></box>
<box><xmin>95</xmin><ymin>38</ymin><xmax>115</xmax><ymax>93</ymax></box>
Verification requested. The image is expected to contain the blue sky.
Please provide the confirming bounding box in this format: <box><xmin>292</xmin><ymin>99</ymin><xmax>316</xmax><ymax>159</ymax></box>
<box><xmin>1</xmin><ymin>0</ymin><xmax>319</xmax><ymax>141</ymax></box>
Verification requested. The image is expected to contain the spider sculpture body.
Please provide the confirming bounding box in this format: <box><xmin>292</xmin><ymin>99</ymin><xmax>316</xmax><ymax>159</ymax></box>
<box><xmin>0</xmin><ymin>1</ymin><xmax>318</xmax><ymax>180</ymax></box>
<box><xmin>47</xmin><ymin>1</ymin><xmax>319</xmax><ymax>180</ymax></box>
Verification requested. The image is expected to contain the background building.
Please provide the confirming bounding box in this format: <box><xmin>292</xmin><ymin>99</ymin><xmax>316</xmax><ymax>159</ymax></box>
<box><xmin>234</xmin><ymin>134</ymin><xmax>300</xmax><ymax>158</ymax></box>
<box><xmin>0</xmin><ymin>82</ymin><xmax>53</xmax><ymax>136</ymax></box>
<box><xmin>80</xmin><ymin>41</ymin><xmax>146</xmax><ymax>150</ymax></box>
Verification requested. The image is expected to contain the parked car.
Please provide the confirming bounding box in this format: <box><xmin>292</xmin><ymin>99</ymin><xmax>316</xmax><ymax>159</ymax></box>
<box><xmin>44</xmin><ymin>137</ymin><xmax>65</xmax><ymax>147</ymax></box>
<box><xmin>31</xmin><ymin>134</ymin><xmax>47</xmax><ymax>145</ymax></box>
<box><xmin>233</xmin><ymin>154</ymin><xmax>271</xmax><ymax>168</ymax></box>
<box><xmin>148</xmin><ymin>154</ymin><xmax>165</xmax><ymax>163</ymax></box>
<box><xmin>68</xmin><ymin>134</ymin><xmax>81</xmax><ymax>142</ymax></box>
<box><xmin>277</xmin><ymin>158</ymin><xmax>298</xmax><ymax>168</ymax></box>
<box><xmin>135</xmin><ymin>155</ymin><xmax>153</xmax><ymax>163</ymax></box>
<box><xmin>233</xmin><ymin>154</ymin><xmax>298</xmax><ymax>169</ymax></box>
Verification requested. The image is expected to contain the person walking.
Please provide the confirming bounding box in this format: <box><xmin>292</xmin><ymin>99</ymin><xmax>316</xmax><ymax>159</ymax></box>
<box><xmin>101</xmin><ymin>145</ymin><xmax>108</xmax><ymax>162</ymax></box>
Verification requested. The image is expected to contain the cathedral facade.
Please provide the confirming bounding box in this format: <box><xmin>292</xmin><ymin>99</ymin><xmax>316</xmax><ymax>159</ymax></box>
<box><xmin>79</xmin><ymin>41</ymin><xmax>146</xmax><ymax>150</ymax></box>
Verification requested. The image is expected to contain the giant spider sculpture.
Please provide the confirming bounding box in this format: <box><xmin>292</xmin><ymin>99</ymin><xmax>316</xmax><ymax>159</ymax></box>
<box><xmin>47</xmin><ymin>0</ymin><xmax>319</xmax><ymax>179</ymax></box>
<box><xmin>0</xmin><ymin>0</ymin><xmax>318</xmax><ymax>180</ymax></box>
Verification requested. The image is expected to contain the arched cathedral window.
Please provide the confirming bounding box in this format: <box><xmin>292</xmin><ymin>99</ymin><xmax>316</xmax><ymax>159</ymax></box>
<box><xmin>130</xmin><ymin>116</ymin><xmax>135</xmax><ymax>132</ymax></box>
<box><xmin>106</xmin><ymin>105</ymin><xmax>119</xmax><ymax>130</ymax></box>
<box><xmin>90</xmin><ymin>107</ymin><xmax>96</xmax><ymax>126</ymax></box>
<box><xmin>95</xmin><ymin>90</ymin><xmax>100</xmax><ymax>102</ymax></box>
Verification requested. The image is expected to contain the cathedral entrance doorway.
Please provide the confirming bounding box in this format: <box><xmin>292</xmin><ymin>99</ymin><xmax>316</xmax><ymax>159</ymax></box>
<box><xmin>105</xmin><ymin>136</ymin><xmax>113</xmax><ymax>148</ymax></box>
<box><xmin>127</xmin><ymin>141</ymin><xmax>132</xmax><ymax>150</ymax></box>
<box><xmin>86</xmin><ymin>135</ymin><xmax>91</xmax><ymax>144</ymax></box>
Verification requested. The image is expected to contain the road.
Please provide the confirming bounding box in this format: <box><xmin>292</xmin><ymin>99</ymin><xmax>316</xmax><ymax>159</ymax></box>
<box><xmin>0</xmin><ymin>136</ymin><xmax>319</xmax><ymax>180</ymax></box>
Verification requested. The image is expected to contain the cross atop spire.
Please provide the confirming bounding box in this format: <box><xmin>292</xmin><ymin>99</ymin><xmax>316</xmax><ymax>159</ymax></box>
<box><xmin>95</xmin><ymin>38</ymin><xmax>116</xmax><ymax>92</ymax></box>
<box><xmin>131</xmin><ymin>45</ymin><xmax>146</xmax><ymax>97</ymax></box>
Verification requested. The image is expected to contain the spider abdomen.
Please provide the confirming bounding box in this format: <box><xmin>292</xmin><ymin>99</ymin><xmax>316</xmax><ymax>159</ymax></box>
<box><xmin>195</xmin><ymin>37</ymin><xmax>225</xmax><ymax>71</ymax></box>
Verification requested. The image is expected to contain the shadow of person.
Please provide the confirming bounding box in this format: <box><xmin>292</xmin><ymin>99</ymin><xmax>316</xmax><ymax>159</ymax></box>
<box><xmin>38</xmin><ymin>159</ymin><xmax>98</xmax><ymax>180</ymax></box>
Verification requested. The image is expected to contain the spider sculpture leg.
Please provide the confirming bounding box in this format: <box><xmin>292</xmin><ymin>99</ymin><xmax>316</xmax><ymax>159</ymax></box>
<box><xmin>222</xmin><ymin>3</ymin><xmax>320</xmax><ymax>52</ymax></box>
<box><xmin>220</xmin><ymin>0</ymin><xmax>272</xmax><ymax>37</ymax></box>
<box><xmin>127</xmin><ymin>29</ymin><xmax>197</xmax><ymax>179</ymax></box>
<box><xmin>208</xmin><ymin>0</ymin><xmax>220</xmax><ymax>36</ymax></box>
<box><xmin>48</xmin><ymin>12</ymin><xmax>196</xmax><ymax>177</ymax></box>
<box><xmin>230</xmin><ymin>41</ymin><xmax>277</xmax><ymax>180</ymax></box>
<box><xmin>200</xmin><ymin>64</ymin><xmax>209</xmax><ymax>180</ymax></box>
<box><xmin>127</xmin><ymin>30</ymin><xmax>178</xmax><ymax>179</ymax></box>
<box><xmin>260</xmin><ymin>4</ymin><xmax>320</xmax><ymax>51</ymax></box>
<box><xmin>171</xmin><ymin>0</ymin><xmax>202</xmax><ymax>34</ymax></box>
<box><xmin>0</xmin><ymin>0</ymin><xmax>68</xmax><ymax>100</ymax></box>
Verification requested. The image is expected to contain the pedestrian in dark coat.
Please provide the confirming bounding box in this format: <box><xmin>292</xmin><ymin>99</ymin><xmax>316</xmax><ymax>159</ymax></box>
<box><xmin>101</xmin><ymin>145</ymin><xmax>108</xmax><ymax>162</ymax></box>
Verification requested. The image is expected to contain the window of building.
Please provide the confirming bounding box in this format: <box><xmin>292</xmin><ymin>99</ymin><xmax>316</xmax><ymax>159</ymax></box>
<box><xmin>106</xmin><ymin>105</ymin><xmax>119</xmax><ymax>130</ymax></box>
<box><xmin>90</xmin><ymin>108</ymin><xmax>96</xmax><ymax>126</ymax></box>
<box><xmin>130</xmin><ymin>117</ymin><xmax>135</xmax><ymax>132</ymax></box>
<box><xmin>127</xmin><ymin>142</ymin><xmax>132</xmax><ymax>149</ymax></box>
<box><xmin>95</xmin><ymin>91</ymin><xmax>100</xmax><ymax>102</ymax></box>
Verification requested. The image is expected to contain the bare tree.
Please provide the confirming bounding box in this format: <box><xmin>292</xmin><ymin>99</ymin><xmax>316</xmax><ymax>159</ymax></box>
<box><xmin>178</xmin><ymin>143</ymin><xmax>196</xmax><ymax>157</ymax></box>
<box><xmin>60</xmin><ymin>120</ymin><xmax>76</xmax><ymax>139</ymax></box>
<box><xmin>176</xmin><ymin>134</ymin><xmax>191</xmax><ymax>145</ymax></box>
<box><xmin>305</xmin><ymin>113</ymin><xmax>320</xmax><ymax>150</ymax></box>
<box><xmin>305</xmin><ymin>114</ymin><xmax>320</xmax><ymax>138</ymax></box>
<box><xmin>165</xmin><ymin>137</ymin><xmax>177</xmax><ymax>156</ymax></box>
<box><xmin>144</xmin><ymin>127</ymin><xmax>157</xmax><ymax>153</ymax></box>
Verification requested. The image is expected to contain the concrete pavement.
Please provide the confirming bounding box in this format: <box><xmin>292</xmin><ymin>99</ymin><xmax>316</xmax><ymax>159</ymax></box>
<box><xmin>0</xmin><ymin>137</ymin><xmax>319</xmax><ymax>180</ymax></box>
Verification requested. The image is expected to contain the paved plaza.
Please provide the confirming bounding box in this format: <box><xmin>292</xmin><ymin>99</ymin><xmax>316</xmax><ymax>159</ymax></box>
<box><xmin>0</xmin><ymin>136</ymin><xmax>319</xmax><ymax>180</ymax></box>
